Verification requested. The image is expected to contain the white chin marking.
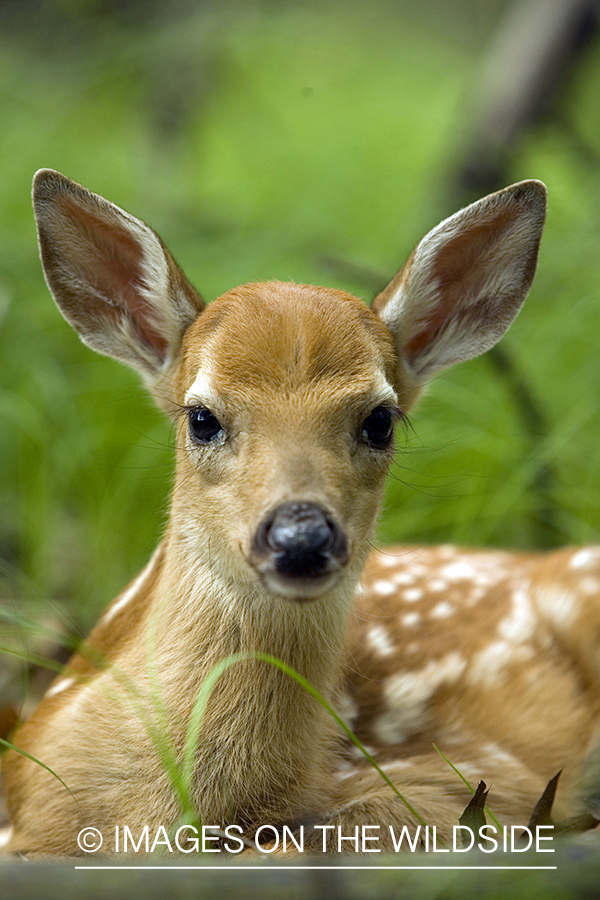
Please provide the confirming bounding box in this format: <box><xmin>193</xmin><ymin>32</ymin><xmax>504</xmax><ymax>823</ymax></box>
<box><xmin>261</xmin><ymin>571</ymin><xmax>339</xmax><ymax>601</ymax></box>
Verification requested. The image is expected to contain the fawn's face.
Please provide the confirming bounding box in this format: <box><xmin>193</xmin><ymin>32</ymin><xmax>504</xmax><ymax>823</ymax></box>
<box><xmin>173</xmin><ymin>282</ymin><xmax>401</xmax><ymax>600</ymax></box>
<box><xmin>31</xmin><ymin>170</ymin><xmax>546</xmax><ymax>604</ymax></box>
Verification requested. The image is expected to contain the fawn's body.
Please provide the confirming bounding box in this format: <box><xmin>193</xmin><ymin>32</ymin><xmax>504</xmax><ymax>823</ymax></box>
<box><xmin>4</xmin><ymin>171</ymin><xmax>599</xmax><ymax>856</ymax></box>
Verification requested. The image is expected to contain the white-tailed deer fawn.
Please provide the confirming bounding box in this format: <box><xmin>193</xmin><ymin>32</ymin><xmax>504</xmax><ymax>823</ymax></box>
<box><xmin>4</xmin><ymin>170</ymin><xmax>598</xmax><ymax>857</ymax></box>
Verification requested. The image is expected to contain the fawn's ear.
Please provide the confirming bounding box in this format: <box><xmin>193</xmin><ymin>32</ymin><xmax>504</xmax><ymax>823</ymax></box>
<box><xmin>32</xmin><ymin>169</ymin><xmax>204</xmax><ymax>404</ymax></box>
<box><xmin>372</xmin><ymin>180</ymin><xmax>547</xmax><ymax>402</ymax></box>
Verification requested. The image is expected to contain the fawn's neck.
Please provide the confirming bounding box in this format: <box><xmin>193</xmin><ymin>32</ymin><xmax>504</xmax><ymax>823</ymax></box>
<box><xmin>146</xmin><ymin>530</ymin><xmax>356</xmax><ymax>826</ymax></box>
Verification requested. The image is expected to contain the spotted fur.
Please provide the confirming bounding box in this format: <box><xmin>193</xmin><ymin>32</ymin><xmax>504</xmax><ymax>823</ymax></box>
<box><xmin>7</xmin><ymin>172</ymin><xmax>589</xmax><ymax>858</ymax></box>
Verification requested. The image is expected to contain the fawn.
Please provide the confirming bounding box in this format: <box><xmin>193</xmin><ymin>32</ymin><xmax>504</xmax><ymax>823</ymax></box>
<box><xmin>3</xmin><ymin>170</ymin><xmax>599</xmax><ymax>857</ymax></box>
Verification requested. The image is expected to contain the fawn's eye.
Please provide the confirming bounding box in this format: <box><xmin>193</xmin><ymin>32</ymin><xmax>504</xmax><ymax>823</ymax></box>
<box><xmin>188</xmin><ymin>407</ymin><xmax>224</xmax><ymax>444</ymax></box>
<box><xmin>361</xmin><ymin>406</ymin><xmax>395</xmax><ymax>449</ymax></box>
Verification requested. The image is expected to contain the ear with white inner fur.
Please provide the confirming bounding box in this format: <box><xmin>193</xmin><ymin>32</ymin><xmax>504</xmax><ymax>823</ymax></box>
<box><xmin>32</xmin><ymin>169</ymin><xmax>205</xmax><ymax>399</ymax></box>
<box><xmin>372</xmin><ymin>180</ymin><xmax>547</xmax><ymax>397</ymax></box>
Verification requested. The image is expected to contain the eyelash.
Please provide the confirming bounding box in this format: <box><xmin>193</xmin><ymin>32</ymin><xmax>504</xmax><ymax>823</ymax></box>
<box><xmin>182</xmin><ymin>403</ymin><xmax>405</xmax><ymax>449</ymax></box>
<box><xmin>360</xmin><ymin>405</ymin><xmax>404</xmax><ymax>450</ymax></box>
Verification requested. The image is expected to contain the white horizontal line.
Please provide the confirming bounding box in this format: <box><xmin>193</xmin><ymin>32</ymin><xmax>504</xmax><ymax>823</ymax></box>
<box><xmin>75</xmin><ymin>865</ymin><xmax>558</xmax><ymax>871</ymax></box>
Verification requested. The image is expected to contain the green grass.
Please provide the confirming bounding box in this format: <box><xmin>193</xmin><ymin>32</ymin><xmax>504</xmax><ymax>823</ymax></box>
<box><xmin>1</xmin><ymin>0</ymin><xmax>600</xmax><ymax>651</ymax></box>
<box><xmin>1</xmin><ymin>606</ymin><xmax>431</xmax><ymax>840</ymax></box>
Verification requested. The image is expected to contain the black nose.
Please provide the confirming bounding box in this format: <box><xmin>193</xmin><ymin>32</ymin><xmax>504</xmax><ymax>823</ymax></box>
<box><xmin>254</xmin><ymin>502</ymin><xmax>348</xmax><ymax>580</ymax></box>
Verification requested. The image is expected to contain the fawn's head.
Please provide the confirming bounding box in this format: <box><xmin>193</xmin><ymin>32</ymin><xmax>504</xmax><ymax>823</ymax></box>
<box><xmin>32</xmin><ymin>170</ymin><xmax>546</xmax><ymax>603</ymax></box>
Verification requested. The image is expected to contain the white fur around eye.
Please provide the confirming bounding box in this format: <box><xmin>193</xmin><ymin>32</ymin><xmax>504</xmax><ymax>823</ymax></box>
<box><xmin>185</xmin><ymin>364</ymin><xmax>221</xmax><ymax>408</ymax></box>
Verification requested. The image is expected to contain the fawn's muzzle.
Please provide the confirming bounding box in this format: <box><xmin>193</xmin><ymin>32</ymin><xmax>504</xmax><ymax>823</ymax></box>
<box><xmin>252</xmin><ymin>502</ymin><xmax>349</xmax><ymax>597</ymax></box>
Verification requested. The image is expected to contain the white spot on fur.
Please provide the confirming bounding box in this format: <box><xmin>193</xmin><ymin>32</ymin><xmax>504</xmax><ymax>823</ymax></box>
<box><xmin>581</xmin><ymin>577</ymin><xmax>600</xmax><ymax>595</ymax></box>
<box><xmin>350</xmin><ymin>743</ymin><xmax>376</xmax><ymax>760</ymax></box>
<box><xmin>467</xmin><ymin>587</ymin><xmax>487</xmax><ymax>606</ymax></box>
<box><xmin>470</xmin><ymin>640</ymin><xmax>512</xmax><ymax>682</ymax></box>
<box><xmin>45</xmin><ymin>676</ymin><xmax>76</xmax><ymax>699</ymax></box>
<box><xmin>373</xmin><ymin>579</ymin><xmax>397</xmax><ymax>597</ymax></box>
<box><xmin>103</xmin><ymin>545</ymin><xmax>161</xmax><ymax>625</ymax></box>
<box><xmin>375</xmin><ymin>652</ymin><xmax>467</xmax><ymax>743</ymax></box>
<box><xmin>440</xmin><ymin>561</ymin><xmax>477</xmax><ymax>582</ymax></box>
<box><xmin>0</xmin><ymin>827</ymin><xmax>12</xmax><ymax>849</ymax></box>
<box><xmin>497</xmin><ymin>585</ymin><xmax>535</xmax><ymax>643</ymax></box>
<box><xmin>336</xmin><ymin>693</ymin><xmax>359</xmax><ymax>729</ymax></box>
<box><xmin>439</xmin><ymin>552</ymin><xmax>509</xmax><ymax>590</ymax></box>
<box><xmin>439</xmin><ymin>545</ymin><xmax>458</xmax><ymax>559</ymax></box>
<box><xmin>469</xmin><ymin>640</ymin><xmax>534</xmax><ymax>684</ymax></box>
<box><xmin>367</xmin><ymin>625</ymin><xmax>395</xmax><ymax>656</ymax></box>
<box><xmin>431</xmin><ymin>601</ymin><xmax>455</xmax><ymax>619</ymax></box>
<box><xmin>402</xmin><ymin>612</ymin><xmax>421</xmax><ymax>628</ymax></box>
<box><xmin>428</xmin><ymin>578</ymin><xmax>449</xmax><ymax>592</ymax></box>
<box><xmin>379</xmin><ymin>554</ymin><xmax>403</xmax><ymax>569</ymax></box>
<box><xmin>392</xmin><ymin>570</ymin><xmax>417</xmax><ymax>586</ymax></box>
<box><xmin>403</xmin><ymin>587</ymin><xmax>423</xmax><ymax>603</ymax></box>
<box><xmin>383</xmin><ymin>759</ymin><xmax>411</xmax><ymax>770</ymax></box>
<box><xmin>538</xmin><ymin>586</ymin><xmax>576</xmax><ymax>628</ymax></box>
<box><xmin>570</xmin><ymin>547</ymin><xmax>600</xmax><ymax>570</ymax></box>
<box><xmin>481</xmin><ymin>741</ymin><xmax>522</xmax><ymax>768</ymax></box>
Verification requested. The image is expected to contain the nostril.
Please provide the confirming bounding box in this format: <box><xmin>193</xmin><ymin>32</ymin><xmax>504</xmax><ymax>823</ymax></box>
<box><xmin>252</xmin><ymin>501</ymin><xmax>348</xmax><ymax>582</ymax></box>
<box><xmin>267</xmin><ymin>503</ymin><xmax>333</xmax><ymax>557</ymax></box>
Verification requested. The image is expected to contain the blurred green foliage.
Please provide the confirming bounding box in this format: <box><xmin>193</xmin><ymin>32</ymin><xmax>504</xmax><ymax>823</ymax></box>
<box><xmin>1</xmin><ymin>0</ymin><xmax>600</xmax><ymax>637</ymax></box>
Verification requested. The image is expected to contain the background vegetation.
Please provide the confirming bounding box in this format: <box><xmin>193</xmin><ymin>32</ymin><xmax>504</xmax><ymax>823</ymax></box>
<box><xmin>1</xmin><ymin>0</ymin><xmax>600</xmax><ymax>683</ymax></box>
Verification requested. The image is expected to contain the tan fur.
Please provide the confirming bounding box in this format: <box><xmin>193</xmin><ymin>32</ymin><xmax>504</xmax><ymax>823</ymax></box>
<box><xmin>345</xmin><ymin>547</ymin><xmax>600</xmax><ymax>813</ymax></box>
<box><xmin>7</xmin><ymin>172</ymin><xmax>594</xmax><ymax>858</ymax></box>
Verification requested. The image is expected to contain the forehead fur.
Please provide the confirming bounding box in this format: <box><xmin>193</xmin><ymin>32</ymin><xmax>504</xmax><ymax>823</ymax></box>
<box><xmin>178</xmin><ymin>281</ymin><xmax>397</xmax><ymax>399</ymax></box>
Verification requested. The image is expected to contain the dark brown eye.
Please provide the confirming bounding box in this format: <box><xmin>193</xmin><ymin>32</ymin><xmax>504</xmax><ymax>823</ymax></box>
<box><xmin>188</xmin><ymin>407</ymin><xmax>223</xmax><ymax>444</ymax></box>
<box><xmin>361</xmin><ymin>406</ymin><xmax>395</xmax><ymax>449</ymax></box>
